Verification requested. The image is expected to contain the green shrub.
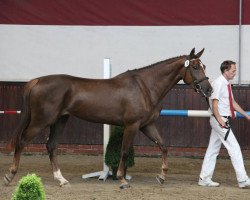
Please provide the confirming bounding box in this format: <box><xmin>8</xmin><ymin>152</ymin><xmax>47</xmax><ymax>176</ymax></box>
<box><xmin>12</xmin><ymin>174</ymin><xmax>46</xmax><ymax>200</ymax></box>
<box><xmin>105</xmin><ymin>126</ymin><xmax>135</xmax><ymax>179</ymax></box>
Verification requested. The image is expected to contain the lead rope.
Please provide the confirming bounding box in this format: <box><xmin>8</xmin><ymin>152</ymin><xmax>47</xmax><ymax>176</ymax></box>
<box><xmin>205</xmin><ymin>97</ymin><xmax>230</xmax><ymax>141</ymax></box>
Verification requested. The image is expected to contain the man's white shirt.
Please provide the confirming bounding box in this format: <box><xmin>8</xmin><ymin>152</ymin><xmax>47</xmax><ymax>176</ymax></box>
<box><xmin>209</xmin><ymin>75</ymin><xmax>233</xmax><ymax>117</ymax></box>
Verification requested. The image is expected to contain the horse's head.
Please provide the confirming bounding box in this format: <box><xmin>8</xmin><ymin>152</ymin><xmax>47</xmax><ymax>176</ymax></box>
<box><xmin>182</xmin><ymin>48</ymin><xmax>212</xmax><ymax>98</ymax></box>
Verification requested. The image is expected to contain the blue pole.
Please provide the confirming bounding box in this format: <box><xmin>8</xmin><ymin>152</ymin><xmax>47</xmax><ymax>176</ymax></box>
<box><xmin>160</xmin><ymin>110</ymin><xmax>188</xmax><ymax>116</ymax></box>
<box><xmin>160</xmin><ymin>110</ymin><xmax>250</xmax><ymax>118</ymax></box>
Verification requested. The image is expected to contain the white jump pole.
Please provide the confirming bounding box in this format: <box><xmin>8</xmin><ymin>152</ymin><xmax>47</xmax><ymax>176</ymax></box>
<box><xmin>82</xmin><ymin>58</ymin><xmax>111</xmax><ymax>181</ymax></box>
<box><xmin>99</xmin><ymin>58</ymin><xmax>111</xmax><ymax>180</ymax></box>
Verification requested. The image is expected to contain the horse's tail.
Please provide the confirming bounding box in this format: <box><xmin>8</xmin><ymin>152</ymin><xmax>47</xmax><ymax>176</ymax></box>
<box><xmin>12</xmin><ymin>78</ymin><xmax>40</xmax><ymax>150</ymax></box>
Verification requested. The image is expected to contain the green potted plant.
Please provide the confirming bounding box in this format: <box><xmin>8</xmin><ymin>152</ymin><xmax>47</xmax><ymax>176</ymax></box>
<box><xmin>105</xmin><ymin>126</ymin><xmax>135</xmax><ymax>180</ymax></box>
<box><xmin>12</xmin><ymin>173</ymin><xmax>45</xmax><ymax>200</ymax></box>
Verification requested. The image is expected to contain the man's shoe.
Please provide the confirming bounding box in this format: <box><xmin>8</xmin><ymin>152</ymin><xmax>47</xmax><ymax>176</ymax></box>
<box><xmin>238</xmin><ymin>178</ymin><xmax>250</xmax><ymax>188</ymax></box>
<box><xmin>198</xmin><ymin>177</ymin><xmax>220</xmax><ymax>187</ymax></box>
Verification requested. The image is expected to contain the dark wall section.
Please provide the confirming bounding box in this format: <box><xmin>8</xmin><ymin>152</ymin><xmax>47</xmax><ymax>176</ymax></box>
<box><xmin>1</xmin><ymin>0</ymin><xmax>247</xmax><ymax>26</ymax></box>
<box><xmin>1</xmin><ymin>82</ymin><xmax>249</xmax><ymax>149</ymax></box>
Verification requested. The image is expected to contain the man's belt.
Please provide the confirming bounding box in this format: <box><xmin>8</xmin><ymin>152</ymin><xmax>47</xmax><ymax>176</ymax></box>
<box><xmin>222</xmin><ymin>116</ymin><xmax>231</xmax><ymax>141</ymax></box>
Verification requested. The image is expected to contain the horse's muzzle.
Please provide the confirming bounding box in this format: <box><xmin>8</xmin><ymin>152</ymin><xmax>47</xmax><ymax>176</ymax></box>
<box><xmin>195</xmin><ymin>84</ymin><xmax>212</xmax><ymax>98</ymax></box>
<box><xmin>193</xmin><ymin>77</ymin><xmax>212</xmax><ymax>98</ymax></box>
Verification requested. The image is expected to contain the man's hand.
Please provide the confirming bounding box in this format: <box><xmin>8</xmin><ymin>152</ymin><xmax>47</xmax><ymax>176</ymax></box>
<box><xmin>218</xmin><ymin>117</ymin><xmax>226</xmax><ymax>128</ymax></box>
<box><xmin>245</xmin><ymin>115</ymin><xmax>250</xmax><ymax>121</ymax></box>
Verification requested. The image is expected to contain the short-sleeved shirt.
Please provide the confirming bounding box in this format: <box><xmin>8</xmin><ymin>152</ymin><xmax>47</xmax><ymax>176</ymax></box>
<box><xmin>209</xmin><ymin>75</ymin><xmax>234</xmax><ymax>117</ymax></box>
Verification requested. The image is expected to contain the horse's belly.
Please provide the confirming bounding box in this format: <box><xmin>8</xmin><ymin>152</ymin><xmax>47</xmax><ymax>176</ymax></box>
<box><xmin>70</xmin><ymin>106</ymin><xmax>124</xmax><ymax>125</ymax></box>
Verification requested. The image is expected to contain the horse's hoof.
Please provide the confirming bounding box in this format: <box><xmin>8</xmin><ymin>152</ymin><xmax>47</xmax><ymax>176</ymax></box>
<box><xmin>3</xmin><ymin>174</ymin><xmax>11</xmax><ymax>186</ymax></box>
<box><xmin>156</xmin><ymin>174</ymin><xmax>165</xmax><ymax>185</ymax></box>
<box><xmin>119</xmin><ymin>183</ymin><xmax>130</xmax><ymax>189</ymax></box>
<box><xmin>60</xmin><ymin>182</ymin><xmax>71</xmax><ymax>187</ymax></box>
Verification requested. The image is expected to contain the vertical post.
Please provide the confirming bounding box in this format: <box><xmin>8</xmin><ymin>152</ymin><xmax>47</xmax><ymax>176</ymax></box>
<box><xmin>238</xmin><ymin>0</ymin><xmax>242</xmax><ymax>85</ymax></box>
<box><xmin>99</xmin><ymin>58</ymin><xmax>111</xmax><ymax>180</ymax></box>
<box><xmin>82</xmin><ymin>58</ymin><xmax>111</xmax><ymax>181</ymax></box>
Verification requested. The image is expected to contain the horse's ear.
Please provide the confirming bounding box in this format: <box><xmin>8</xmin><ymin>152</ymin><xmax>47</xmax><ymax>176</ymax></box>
<box><xmin>195</xmin><ymin>48</ymin><xmax>205</xmax><ymax>58</ymax></box>
<box><xmin>189</xmin><ymin>48</ymin><xmax>196</xmax><ymax>59</ymax></box>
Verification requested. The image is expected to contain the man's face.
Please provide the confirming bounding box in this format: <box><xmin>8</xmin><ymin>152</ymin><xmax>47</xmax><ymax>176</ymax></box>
<box><xmin>224</xmin><ymin>64</ymin><xmax>237</xmax><ymax>80</ymax></box>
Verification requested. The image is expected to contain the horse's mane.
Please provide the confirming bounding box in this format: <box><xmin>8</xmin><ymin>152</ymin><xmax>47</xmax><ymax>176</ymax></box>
<box><xmin>131</xmin><ymin>55</ymin><xmax>186</xmax><ymax>72</ymax></box>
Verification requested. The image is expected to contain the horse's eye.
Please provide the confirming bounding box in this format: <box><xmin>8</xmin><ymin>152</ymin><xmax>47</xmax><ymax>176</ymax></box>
<box><xmin>192</xmin><ymin>65</ymin><xmax>198</xmax><ymax>70</ymax></box>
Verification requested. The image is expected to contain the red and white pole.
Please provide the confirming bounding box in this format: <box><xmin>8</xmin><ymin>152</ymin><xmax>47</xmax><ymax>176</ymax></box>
<box><xmin>0</xmin><ymin>110</ymin><xmax>21</xmax><ymax>114</ymax></box>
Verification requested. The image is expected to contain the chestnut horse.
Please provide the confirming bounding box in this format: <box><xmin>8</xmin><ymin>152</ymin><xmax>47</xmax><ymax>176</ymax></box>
<box><xmin>4</xmin><ymin>48</ymin><xmax>212</xmax><ymax>189</ymax></box>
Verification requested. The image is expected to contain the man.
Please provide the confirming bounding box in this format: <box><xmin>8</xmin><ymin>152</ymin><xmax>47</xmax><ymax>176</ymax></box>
<box><xmin>198</xmin><ymin>60</ymin><xmax>250</xmax><ymax>188</ymax></box>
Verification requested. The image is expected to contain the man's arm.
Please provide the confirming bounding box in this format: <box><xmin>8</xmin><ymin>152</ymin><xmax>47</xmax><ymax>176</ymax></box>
<box><xmin>232</xmin><ymin>99</ymin><xmax>250</xmax><ymax>120</ymax></box>
<box><xmin>212</xmin><ymin>99</ymin><xmax>226</xmax><ymax>127</ymax></box>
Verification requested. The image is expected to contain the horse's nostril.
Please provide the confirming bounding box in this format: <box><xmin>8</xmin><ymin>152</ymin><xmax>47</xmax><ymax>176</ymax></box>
<box><xmin>206</xmin><ymin>88</ymin><xmax>213</xmax><ymax>97</ymax></box>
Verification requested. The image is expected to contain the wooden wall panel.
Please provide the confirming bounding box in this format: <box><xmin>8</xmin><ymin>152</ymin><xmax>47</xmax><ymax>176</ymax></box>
<box><xmin>0</xmin><ymin>82</ymin><xmax>250</xmax><ymax>149</ymax></box>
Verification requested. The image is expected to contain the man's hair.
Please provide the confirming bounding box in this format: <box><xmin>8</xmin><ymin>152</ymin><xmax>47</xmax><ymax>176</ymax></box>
<box><xmin>220</xmin><ymin>60</ymin><xmax>236</xmax><ymax>74</ymax></box>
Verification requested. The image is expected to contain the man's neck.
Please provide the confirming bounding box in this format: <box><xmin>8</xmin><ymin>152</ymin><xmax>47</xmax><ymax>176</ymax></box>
<box><xmin>222</xmin><ymin>74</ymin><xmax>230</xmax><ymax>82</ymax></box>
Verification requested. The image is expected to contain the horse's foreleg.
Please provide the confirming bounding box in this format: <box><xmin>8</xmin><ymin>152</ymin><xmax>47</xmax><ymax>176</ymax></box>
<box><xmin>140</xmin><ymin>123</ymin><xmax>168</xmax><ymax>185</ymax></box>
<box><xmin>117</xmin><ymin>123</ymin><xmax>139</xmax><ymax>189</ymax></box>
<box><xmin>47</xmin><ymin>115</ymin><xmax>69</xmax><ymax>187</ymax></box>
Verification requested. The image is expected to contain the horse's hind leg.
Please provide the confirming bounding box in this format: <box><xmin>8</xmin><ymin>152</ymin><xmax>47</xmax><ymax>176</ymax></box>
<box><xmin>140</xmin><ymin>123</ymin><xmax>168</xmax><ymax>185</ymax></box>
<box><xmin>4</xmin><ymin>144</ymin><xmax>24</xmax><ymax>185</ymax></box>
<box><xmin>46</xmin><ymin>115</ymin><xmax>69</xmax><ymax>187</ymax></box>
<box><xmin>4</xmin><ymin>124</ymin><xmax>44</xmax><ymax>186</ymax></box>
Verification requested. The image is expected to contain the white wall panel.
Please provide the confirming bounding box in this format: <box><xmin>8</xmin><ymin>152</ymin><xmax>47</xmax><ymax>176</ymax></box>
<box><xmin>0</xmin><ymin>25</ymin><xmax>249</xmax><ymax>83</ymax></box>
<box><xmin>241</xmin><ymin>25</ymin><xmax>250</xmax><ymax>84</ymax></box>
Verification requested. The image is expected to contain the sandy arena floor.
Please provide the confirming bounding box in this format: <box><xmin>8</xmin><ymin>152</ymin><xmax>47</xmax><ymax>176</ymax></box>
<box><xmin>1</xmin><ymin>154</ymin><xmax>250</xmax><ymax>200</ymax></box>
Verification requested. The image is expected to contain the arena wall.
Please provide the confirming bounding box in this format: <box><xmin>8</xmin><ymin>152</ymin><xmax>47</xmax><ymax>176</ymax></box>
<box><xmin>0</xmin><ymin>0</ymin><xmax>250</xmax><ymax>83</ymax></box>
<box><xmin>0</xmin><ymin>1</ymin><xmax>250</xmax><ymax>156</ymax></box>
<box><xmin>1</xmin><ymin>83</ymin><xmax>250</xmax><ymax>157</ymax></box>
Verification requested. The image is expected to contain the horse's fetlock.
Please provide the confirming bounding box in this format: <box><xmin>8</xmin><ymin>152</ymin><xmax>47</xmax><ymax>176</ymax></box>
<box><xmin>162</xmin><ymin>167</ymin><xmax>168</xmax><ymax>172</ymax></box>
<box><xmin>116</xmin><ymin>173</ymin><xmax>122</xmax><ymax>179</ymax></box>
<box><xmin>9</xmin><ymin>168</ymin><xmax>17</xmax><ymax>175</ymax></box>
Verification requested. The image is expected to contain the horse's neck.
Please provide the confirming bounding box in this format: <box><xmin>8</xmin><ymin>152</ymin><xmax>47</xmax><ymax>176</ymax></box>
<box><xmin>138</xmin><ymin>58</ymin><xmax>185</xmax><ymax>104</ymax></box>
